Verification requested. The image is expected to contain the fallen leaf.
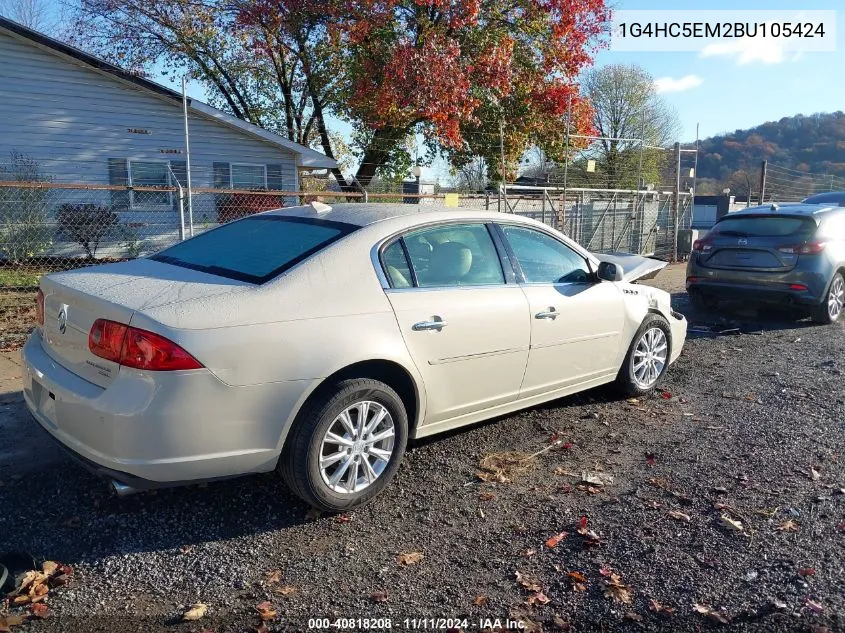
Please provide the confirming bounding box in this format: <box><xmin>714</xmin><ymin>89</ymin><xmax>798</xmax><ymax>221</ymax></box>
<box><xmin>526</xmin><ymin>591</ymin><xmax>550</xmax><ymax>606</ymax></box>
<box><xmin>255</xmin><ymin>624</ymin><xmax>270</xmax><ymax>633</ymax></box>
<box><xmin>30</xmin><ymin>603</ymin><xmax>49</xmax><ymax>619</ymax></box>
<box><xmin>720</xmin><ymin>514</ymin><xmax>744</xmax><ymax>532</ymax></box>
<box><xmin>182</xmin><ymin>603</ymin><xmax>208</xmax><ymax>621</ymax></box>
<box><xmin>478</xmin><ymin>492</ymin><xmax>496</xmax><ymax>502</ymax></box>
<box><xmin>396</xmin><ymin>552</ymin><xmax>423</xmax><ymax>566</ymax></box>
<box><xmin>798</xmin><ymin>567</ymin><xmax>816</xmax><ymax>577</ymax></box>
<box><xmin>668</xmin><ymin>510</ymin><xmax>691</xmax><ymax>522</ymax></box>
<box><xmin>805</xmin><ymin>598</ymin><xmax>824</xmax><ymax>613</ymax></box>
<box><xmin>41</xmin><ymin>561</ymin><xmax>58</xmax><ymax>577</ymax></box>
<box><xmin>660</xmin><ymin>391</ymin><xmax>672</xmax><ymax>399</ymax></box>
<box><xmin>603</xmin><ymin>573</ymin><xmax>632</xmax><ymax>604</ymax></box>
<box><xmin>577</xmin><ymin>516</ymin><xmax>588</xmax><ymax>530</ymax></box>
<box><xmin>624</xmin><ymin>612</ymin><xmax>643</xmax><ymax>622</ymax></box>
<box><xmin>371</xmin><ymin>590</ymin><xmax>389</xmax><ymax>603</ymax></box>
<box><xmin>255</xmin><ymin>601</ymin><xmax>277</xmax><ymax>621</ymax></box>
<box><xmin>335</xmin><ymin>514</ymin><xmax>352</xmax><ymax>523</ymax></box>
<box><xmin>744</xmin><ymin>393</ymin><xmax>756</xmax><ymax>402</ymax></box>
<box><xmin>567</xmin><ymin>571</ymin><xmax>587</xmax><ymax>592</ymax></box>
<box><xmin>275</xmin><ymin>585</ymin><xmax>297</xmax><ymax>596</ymax></box>
<box><xmin>179</xmin><ymin>545</ymin><xmax>194</xmax><ymax>555</ymax></box>
<box><xmin>523</xmin><ymin>548</ymin><xmax>536</xmax><ymax>558</ymax></box>
<box><xmin>553</xmin><ymin>467</ymin><xmax>577</xmax><ymax>477</ymax></box>
<box><xmin>576</xmin><ymin>484</ymin><xmax>602</xmax><ymax>494</ymax></box>
<box><xmin>626</xmin><ymin>398</ymin><xmax>639</xmax><ymax>404</ymax></box>
<box><xmin>516</xmin><ymin>571</ymin><xmax>542</xmax><ymax>592</ymax></box>
<box><xmin>545</xmin><ymin>531</ymin><xmax>568</xmax><ymax>548</ymax></box>
<box><xmin>581</xmin><ymin>471</ymin><xmax>614</xmax><ymax>486</ymax></box>
<box><xmin>645</xmin><ymin>452</ymin><xmax>656</xmax><ymax>466</ymax></box>
<box><xmin>598</xmin><ymin>567</ymin><xmax>613</xmax><ymax>577</ymax></box>
<box><xmin>693</xmin><ymin>603</ymin><xmax>730</xmax><ymax>624</ymax></box>
<box><xmin>648</xmin><ymin>599</ymin><xmax>676</xmax><ymax>615</ymax></box>
<box><xmin>473</xmin><ymin>595</ymin><xmax>488</xmax><ymax>606</ymax></box>
<box><xmin>810</xmin><ymin>467</ymin><xmax>821</xmax><ymax>481</ymax></box>
<box><xmin>264</xmin><ymin>570</ymin><xmax>282</xmax><ymax>584</ymax></box>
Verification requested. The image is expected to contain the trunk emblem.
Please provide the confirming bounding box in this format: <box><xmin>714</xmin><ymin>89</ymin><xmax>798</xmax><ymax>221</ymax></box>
<box><xmin>737</xmin><ymin>238</ymin><xmax>748</xmax><ymax>246</ymax></box>
<box><xmin>57</xmin><ymin>306</ymin><xmax>68</xmax><ymax>334</ymax></box>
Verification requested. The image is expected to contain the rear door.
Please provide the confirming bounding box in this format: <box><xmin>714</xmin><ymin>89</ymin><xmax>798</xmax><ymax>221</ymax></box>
<box><xmin>382</xmin><ymin>222</ymin><xmax>530</xmax><ymax>426</ymax></box>
<box><xmin>496</xmin><ymin>223</ymin><xmax>625</xmax><ymax>398</ymax></box>
<box><xmin>698</xmin><ymin>215</ymin><xmax>818</xmax><ymax>272</ymax></box>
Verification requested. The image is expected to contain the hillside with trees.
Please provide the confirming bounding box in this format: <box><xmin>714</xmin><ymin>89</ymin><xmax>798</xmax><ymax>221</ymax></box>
<box><xmin>693</xmin><ymin>112</ymin><xmax>845</xmax><ymax>196</ymax></box>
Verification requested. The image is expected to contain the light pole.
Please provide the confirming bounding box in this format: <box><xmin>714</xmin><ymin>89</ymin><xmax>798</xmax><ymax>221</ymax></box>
<box><xmin>412</xmin><ymin>165</ymin><xmax>422</xmax><ymax>185</ymax></box>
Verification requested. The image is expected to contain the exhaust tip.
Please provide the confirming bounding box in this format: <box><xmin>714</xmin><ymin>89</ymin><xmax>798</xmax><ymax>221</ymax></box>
<box><xmin>111</xmin><ymin>480</ymin><xmax>138</xmax><ymax>497</ymax></box>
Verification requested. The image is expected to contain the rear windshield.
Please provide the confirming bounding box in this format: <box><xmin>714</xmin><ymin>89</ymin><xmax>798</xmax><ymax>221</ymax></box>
<box><xmin>151</xmin><ymin>215</ymin><xmax>357</xmax><ymax>283</ymax></box>
<box><xmin>711</xmin><ymin>216</ymin><xmax>816</xmax><ymax>238</ymax></box>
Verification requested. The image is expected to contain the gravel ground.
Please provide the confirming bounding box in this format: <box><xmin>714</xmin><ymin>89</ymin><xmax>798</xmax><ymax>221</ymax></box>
<box><xmin>1</xmin><ymin>264</ymin><xmax>844</xmax><ymax>632</ymax></box>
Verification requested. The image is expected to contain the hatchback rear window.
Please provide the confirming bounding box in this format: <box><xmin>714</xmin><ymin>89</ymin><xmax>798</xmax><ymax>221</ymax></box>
<box><xmin>711</xmin><ymin>216</ymin><xmax>816</xmax><ymax>238</ymax></box>
<box><xmin>152</xmin><ymin>215</ymin><xmax>357</xmax><ymax>283</ymax></box>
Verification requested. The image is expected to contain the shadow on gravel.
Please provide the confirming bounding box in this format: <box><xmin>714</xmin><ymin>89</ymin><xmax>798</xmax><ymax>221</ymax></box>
<box><xmin>671</xmin><ymin>291</ymin><xmax>824</xmax><ymax>335</ymax></box>
<box><xmin>0</xmin><ymin>405</ymin><xmax>313</xmax><ymax>565</ymax></box>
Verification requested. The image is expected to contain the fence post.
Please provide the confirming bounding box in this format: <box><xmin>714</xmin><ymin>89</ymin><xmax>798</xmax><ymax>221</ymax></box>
<box><xmin>672</xmin><ymin>142</ymin><xmax>681</xmax><ymax>262</ymax></box>
<box><xmin>759</xmin><ymin>160</ymin><xmax>768</xmax><ymax>205</ymax></box>
<box><xmin>177</xmin><ymin>185</ymin><xmax>186</xmax><ymax>241</ymax></box>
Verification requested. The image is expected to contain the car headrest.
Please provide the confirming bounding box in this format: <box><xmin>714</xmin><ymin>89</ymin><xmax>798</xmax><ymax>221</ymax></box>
<box><xmin>428</xmin><ymin>241</ymin><xmax>473</xmax><ymax>283</ymax></box>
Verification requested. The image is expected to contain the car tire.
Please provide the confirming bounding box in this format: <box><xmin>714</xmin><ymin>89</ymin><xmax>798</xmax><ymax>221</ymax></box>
<box><xmin>279</xmin><ymin>378</ymin><xmax>408</xmax><ymax>512</ymax></box>
<box><xmin>616</xmin><ymin>314</ymin><xmax>672</xmax><ymax>396</ymax></box>
<box><xmin>811</xmin><ymin>272</ymin><xmax>845</xmax><ymax>325</ymax></box>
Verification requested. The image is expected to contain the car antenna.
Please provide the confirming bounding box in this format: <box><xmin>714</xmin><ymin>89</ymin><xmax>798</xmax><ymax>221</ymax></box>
<box><xmin>770</xmin><ymin>202</ymin><xmax>779</xmax><ymax>212</ymax></box>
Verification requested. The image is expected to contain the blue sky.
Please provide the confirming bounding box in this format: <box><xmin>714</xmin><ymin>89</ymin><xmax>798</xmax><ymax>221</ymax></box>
<box><xmin>602</xmin><ymin>0</ymin><xmax>844</xmax><ymax>141</ymax></box>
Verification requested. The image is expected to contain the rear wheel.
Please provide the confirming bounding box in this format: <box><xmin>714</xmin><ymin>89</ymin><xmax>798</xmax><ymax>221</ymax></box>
<box><xmin>616</xmin><ymin>315</ymin><xmax>671</xmax><ymax>396</ymax></box>
<box><xmin>279</xmin><ymin>378</ymin><xmax>408</xmax><ymax>512</ymax></box>
<box><xmin>811</xmin><ymin>272</ymin><xmax>845</xmax><ymax>324</ymax></box>
<box><xmin>688</xmin><ymin>290</ymin><xmax>715</xmax><ymax>312</ymax></box>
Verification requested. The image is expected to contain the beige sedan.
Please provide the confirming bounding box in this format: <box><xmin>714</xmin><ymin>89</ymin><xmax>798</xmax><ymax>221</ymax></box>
<box><xmin>22</xmin><ymin>204</ymin><xmax>686</xmax><ymax>511</ymax></box>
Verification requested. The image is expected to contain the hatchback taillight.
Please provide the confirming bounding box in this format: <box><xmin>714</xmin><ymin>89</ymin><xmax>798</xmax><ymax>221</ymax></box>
<box><xmin>777</xmin><ymin>241</ymin><xmax>826</xmax><ymax>255</ymax></box>
<box><xmin>89</xmin><ymin>319</ymin><xmax>203</xmax><ymax>371</ymax></box>
<box><xmin>35</xmin><ymin>289</ymin><xmax>44</xmax><ymax>326</ymax></box>
<box><xmin>692</xmin><ymin>239</ymin><xmax>713</xmax><ymax>252</ymax></box>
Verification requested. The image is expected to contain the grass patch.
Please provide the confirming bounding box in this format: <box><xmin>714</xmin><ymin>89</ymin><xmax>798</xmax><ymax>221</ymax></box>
<box><xmin>0</xmin><ymin>268</ymin><xmax>45</xmax><ymax>288</ymax></box>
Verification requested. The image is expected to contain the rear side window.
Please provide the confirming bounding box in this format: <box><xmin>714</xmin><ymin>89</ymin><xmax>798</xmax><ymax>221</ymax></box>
<box><xmin>152</xmin><ymin>215</ymin><xmax>357</xmax><ymax>283</ymax></box>
<box><xmin>401</xmin><ymin>224</ymin><xmax>505</xmax><ymax>287</ymax></box>
<box><xmin>711</xmin><ymin>216</ymin><xmax>816</xmax><ymax>238</ymax></box>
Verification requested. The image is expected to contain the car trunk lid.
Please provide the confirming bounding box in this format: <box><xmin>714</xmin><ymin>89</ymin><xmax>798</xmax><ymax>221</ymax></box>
<box><xmin>38</xmin><ymin>258</ymin><xmax>248</xmax><ymax>387</ymax></box>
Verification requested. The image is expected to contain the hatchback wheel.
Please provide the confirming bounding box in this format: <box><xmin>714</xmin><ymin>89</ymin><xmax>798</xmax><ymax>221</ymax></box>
<box><xmin>617</xmin><ymin>315</ymin><xmax>671</xmax><ymax>396</ymax></box>
<box><xmin>280</xmin><ymin>378</ymin><xmax>408</xmax><ymax>512</ymax></box>
<box><xmin>811</xmin><ymin>272</ymin><xmax>845</xmax><ymax>325</ymax></box>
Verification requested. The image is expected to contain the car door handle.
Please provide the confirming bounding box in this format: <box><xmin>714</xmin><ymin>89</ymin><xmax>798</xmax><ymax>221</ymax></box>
<box><xmin>535</xmin><ymin>307</ymin><xmax>558</xmax><ymax>320</ymax></box>
<box><xmin>412</xmin><ymin>318</ymin><xmax>447</xmax><ymax>331</ymax></box>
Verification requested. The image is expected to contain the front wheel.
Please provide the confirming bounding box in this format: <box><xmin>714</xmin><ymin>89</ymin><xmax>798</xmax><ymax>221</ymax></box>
<box><xmin>279</xmin><ymin>378</ymin><xmax>408</xmax><ymax>512</ymax></box>
<box><xmin>811</xmin><ymin>272</ymin><xmax>844</xmax><ymax>325</ymax></box>
<box><xmin>616</xmin><ymin>315</ymin><xmax>671</xmax><ymax>396</ymax></box>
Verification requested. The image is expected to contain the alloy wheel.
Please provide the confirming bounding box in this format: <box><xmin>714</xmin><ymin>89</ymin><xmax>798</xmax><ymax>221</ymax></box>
<box><xmin>319</xmin><ymin>401</ymin><xmax>396</xmax><ymax>494</ymax></box>
<box><xmin>828</xmin><ymin>276</ymin><xmax>844</xmax><ymax>320</ymax></box>
<box><xmin>631</xmin><ymin>327</ymin><xmax>668</xmax><ymax>389</ymax></box>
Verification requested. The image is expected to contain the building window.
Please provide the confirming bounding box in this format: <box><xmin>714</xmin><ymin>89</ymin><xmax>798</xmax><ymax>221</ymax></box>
<box><xmin>128</xmin><ymin>160</ymin><xmax>171</xmax><ymax>207</ymax></box>
<box><xmin>231</xmin><ymin>164</ymin><xmax>267</xmax><ymax>190</ymax></box>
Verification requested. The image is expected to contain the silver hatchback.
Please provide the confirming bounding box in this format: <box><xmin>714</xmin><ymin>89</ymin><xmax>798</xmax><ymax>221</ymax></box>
<box><xmin>686</xmin><ymin>204</ymin><xmax>845</xmax><ymax>323</ymax></box>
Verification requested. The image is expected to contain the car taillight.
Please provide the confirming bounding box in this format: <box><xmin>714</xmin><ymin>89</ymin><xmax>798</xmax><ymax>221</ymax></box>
<box><xmin>35</xmin><ymin>289</ymin><xmax>44</xmax><ymax>326</ymax></box>
<box><xmin>89</xmin><ymin>319</ymin><xmax>203</xmax><ymax>371</ymax></box>
<box><xmin>692</xmin><ymin>239</ymin><xmax>713</xmax><ymax>252</ymax></box>
<box><xmin>777</xmin><ymin>241</ymin><xmax>826</xmax><ymax>255</ymax></box>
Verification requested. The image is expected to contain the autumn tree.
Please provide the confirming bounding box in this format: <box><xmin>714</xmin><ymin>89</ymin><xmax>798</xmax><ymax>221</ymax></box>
<box><xmin>69</xmin><ymin>0</ymin><xmax>608</xmax><ymax>190</ymax></box>
<box><xmin>582</xmin><ymin>63</ymin><xmax>680</xmax><ymax>188</ymax></box>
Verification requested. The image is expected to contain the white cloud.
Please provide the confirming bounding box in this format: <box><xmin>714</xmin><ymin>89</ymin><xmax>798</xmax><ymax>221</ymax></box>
<box><xmin>699</xmin><ymin>36</ymin><xmax>788</xmax><ymax>65</ymax></box>
<box><xmin>653</xmin><ymin>75</ymin><xmax>704</xmax><ymax>94</ymax></box>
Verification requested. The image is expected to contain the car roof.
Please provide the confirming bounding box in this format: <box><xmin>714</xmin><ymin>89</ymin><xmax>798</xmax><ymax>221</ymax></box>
<box><xmin>728</xmin><ymin>202</ymin><xmax>842</xmax><ymax>219</ymax></box>
<box><xmin>265</xmin><ymin>202</ymin><xmax>503</xmax><ymax>227</ymax></box>
<box><xmin>802</xmin><ymin>191</ymin><xmax>845</xmax><ymax>204</ymax></box>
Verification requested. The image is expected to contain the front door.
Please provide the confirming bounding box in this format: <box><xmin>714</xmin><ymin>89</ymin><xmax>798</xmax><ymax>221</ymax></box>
<box><xmin>496</xmin><ymin>224</ymin><xmax>625</xmax><ymax>398</ymax></box>
<box><xmin>382</xmin><ymin>222</ymin><xmax>530</xmax><ymax>425</ymax></box>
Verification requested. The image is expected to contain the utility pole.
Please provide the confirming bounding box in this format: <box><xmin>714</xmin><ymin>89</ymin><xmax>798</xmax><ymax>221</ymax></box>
<box><xmin>759</xmin><ymin>160</ymin><xmax>768</xmax><ymax>205</ymax></box>
<box><xmin>182</xmin><ymin>77</ymin><xmax>194</xmax><ymax>236</ymax></box>
<box><xmin>672</xmin><ymin>142</ymin><xmax>681</xmax><ymax>262</ymax></box>
<box><xmin>499</xmin><ymin>119</ymin><xmax>508</xmax><ymax>212</ymax></box>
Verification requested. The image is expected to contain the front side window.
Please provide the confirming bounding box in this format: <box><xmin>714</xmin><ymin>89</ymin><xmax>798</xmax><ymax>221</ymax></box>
<box><xmin>129</xmin><ymin>161</ymin><xmax>170</xmax><ymax>207</ymax></box>
<box><xmin>231</xmin><ymin>164</ymin><xmax>267</xmax><ymax>190</ymax></box>
<box><xmin>152</xmin><ymin>216</ymin><xmax>357</xmax><ymax>283</ymax></box>
<box><xmin>501</xmin><ymin>225</ymin><xmax>592</xmax><ymax>284</ymax></box>
<box><xmin>402</xmin><ymin>223</ymin><xmax>504</xmax><ymax>287</ymax></box>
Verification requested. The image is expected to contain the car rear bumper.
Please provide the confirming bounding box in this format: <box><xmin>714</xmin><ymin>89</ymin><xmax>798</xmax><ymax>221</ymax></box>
<box><xmin>21</xmin><ymin>330</ymin><xmax>312</xmax><ymax>486</ymax></box>
<box><xmin>686</xmin><ymin>262</ymin><xmax>827</xmax><ymax>306</ymax></box>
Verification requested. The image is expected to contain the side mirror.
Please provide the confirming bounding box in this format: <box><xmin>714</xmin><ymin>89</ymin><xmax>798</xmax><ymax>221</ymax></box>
<box><xmin>597</xmin><ymin>261</ymin><xmax>624</xmax><ymax>282</ymax></box>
